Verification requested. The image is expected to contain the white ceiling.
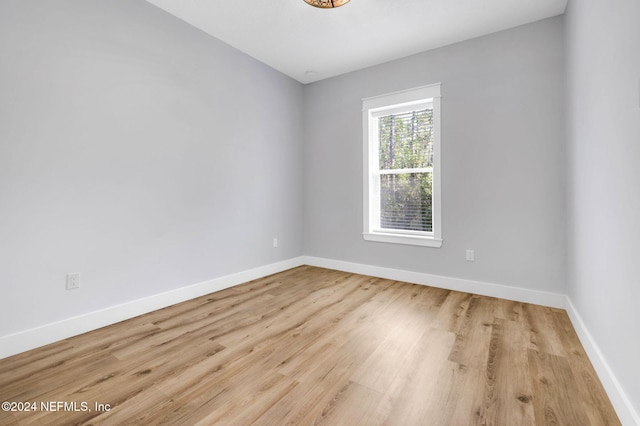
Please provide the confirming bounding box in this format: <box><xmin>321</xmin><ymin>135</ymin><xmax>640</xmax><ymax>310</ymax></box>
<box><xmin>145</xmin><ymin>0</ymin><xmax>567</xmax><ymax>84</ymax></box>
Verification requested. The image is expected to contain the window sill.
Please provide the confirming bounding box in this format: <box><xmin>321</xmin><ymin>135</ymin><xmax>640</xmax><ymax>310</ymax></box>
<box><xmin>363</xmin><ymin>232</ymin><xmax>442</xmax><ymax>248</ymax></box>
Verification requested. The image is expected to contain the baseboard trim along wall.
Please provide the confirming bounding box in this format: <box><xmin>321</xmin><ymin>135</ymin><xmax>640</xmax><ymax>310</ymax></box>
<box><xmin>305</xmin><ymin>257</ymin><xmax>639</xmax><ymax>424</ymax></box>
<box><xmin>0</xmin><ymin>257</ymin><xmax>305</xmax><ymax>360</ymax></box>
<box><xmin>301</xmin><ymin>256</ymin><xmax>567</xmax><ymax>309</ymax></box>
<box><xmin>304</xmin><ymin>256</ymin><xmax>637</xmax><ymax>423</ymax></box>
<box><xmin>0</xmin><ymin>255</ymin><xmax>565</xmax><ymax>359</ymax></box>
<box><xmin>1</xmin><ymin>255</ymin><xmax>635</xmax><ymax>424</ymax></box>
<box><xmin>565</xmin><ymin>299</ymin><xmax>640</xmax><ymax>426</ymax></box>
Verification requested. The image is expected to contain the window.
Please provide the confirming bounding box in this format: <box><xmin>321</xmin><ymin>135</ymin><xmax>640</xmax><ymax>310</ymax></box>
<box><xmin>362</xmin><ymin>84</ymin><xmax>442</xmax><ymax>247</ymax></box>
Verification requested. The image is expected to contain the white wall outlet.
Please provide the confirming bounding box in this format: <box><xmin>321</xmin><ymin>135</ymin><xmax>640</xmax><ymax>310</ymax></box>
<box><xmin>465</xmin><ymin>249</ymin><xmax>475</xmax><ymax>262</ymax></box>
<box><xmin>66</xmin><ymin>272</ymin><xmax>80</xmax><ymax>290</ymax></box>
<box><xmin>273</xmin><ymin>237</ymin><xmax>278</xmax><ymax>248</ymax></box>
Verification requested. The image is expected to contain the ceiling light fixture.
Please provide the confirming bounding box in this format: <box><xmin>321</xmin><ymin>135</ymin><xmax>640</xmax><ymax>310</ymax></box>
<box><xmin>304</xmin><ymin>0</ymin><xmax>351</xmax><ymax>8</ymax></box>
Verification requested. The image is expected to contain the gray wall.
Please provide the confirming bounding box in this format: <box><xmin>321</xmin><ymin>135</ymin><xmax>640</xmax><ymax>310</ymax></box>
<box><xmin>565</xmin><ymin>0</ymin><xmax>640</xmax><ymax>415</ymax></box>
<box><xmin>0</xmin><ymin>0</ymin><xmax>304</xmax><ymax>337</ymax></box>
<box><xmin>304</xmin><ymin>17</ymin><xmax>566</xmax><ymax>294</ymax></box>
<box><xmin>2</xmin><ymin>2</ymin><xmax>638</xmax><ymax>416</ymax></box>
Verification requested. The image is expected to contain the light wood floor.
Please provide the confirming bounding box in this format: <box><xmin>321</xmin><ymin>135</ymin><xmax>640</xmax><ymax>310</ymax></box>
<box><xmin>0</xmin><ymin>266</ymin><xmax>619</xmax><ymax>425</ymax></box>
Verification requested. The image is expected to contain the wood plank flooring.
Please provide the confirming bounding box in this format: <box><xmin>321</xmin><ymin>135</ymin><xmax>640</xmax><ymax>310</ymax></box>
<box><xmin>0</xmin><ymin>266</ymin><xmax>620</xmax><ymax>425</ymax></box>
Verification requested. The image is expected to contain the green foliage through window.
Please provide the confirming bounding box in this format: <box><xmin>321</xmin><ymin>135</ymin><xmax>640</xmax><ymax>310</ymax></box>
<box><xmin>378</xmin><ymin>109</ymin><xmax>433</xmax><ymax>170</ymax></box>
<box><xmin>377</xmin><ymin>108</ymin><xmax>433</xmax><ymax>232</ymax></box>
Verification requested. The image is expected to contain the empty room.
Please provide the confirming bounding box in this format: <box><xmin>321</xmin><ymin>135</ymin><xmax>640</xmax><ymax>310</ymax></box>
<box><xmin>0</xmin><ymin>0</ymin><xmax>638</xmax><ymax>424</ymax></box>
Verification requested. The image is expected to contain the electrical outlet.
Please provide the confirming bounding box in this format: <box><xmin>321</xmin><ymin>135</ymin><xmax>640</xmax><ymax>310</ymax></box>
<box><xmin>66</xmin><ymin>272</ymin><xmax>80</xmax><ymax>290</ymax></box>
<box><xmin>273</xmin><ymin>237</ymin><xmax>278</xmax><ymax>248</ymax></box>
<box><xmin>466</xmin><ymin>249</ymin><xmax>475</xmax><ymax>262</ymax></box>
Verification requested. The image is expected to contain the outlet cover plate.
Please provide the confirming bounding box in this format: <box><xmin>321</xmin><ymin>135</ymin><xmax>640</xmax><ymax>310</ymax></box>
<box><xmin>66</xmin><ymin>272</ymin><xmax>80</xmax><ymax>290</ymax></box>
<box><xmin>465</xmin><ymin>249</ymin><xmax>475</xmax><ymax>262</ymax></box>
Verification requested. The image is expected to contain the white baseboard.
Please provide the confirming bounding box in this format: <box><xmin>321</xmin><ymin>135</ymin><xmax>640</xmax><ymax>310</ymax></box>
<box><xmin>301</xmin><ymin>256</ymin><xmax>566</xmax><ymax>308</ymax></box>
<box><xmin>0</xmin><ymin>257</ymin><xmax>305</xmax><ymax>360</ymax></box>
<box><xmin>3</xmin><ymin>256</ymin><xmax>565</xmax><ymax>360</ymax></box>
<box><xmin>565</xmin><ymin>298</ymin><xmax>640</xmax><ymax>426</ymax></box>
<box><xmin>303</xmin><ymin>256</ymin><xmax>638</xmax><ymax>423</ymax></box>
<box><xmin>2</xmin><ymin>255</ymin><xmax>635</xmax><ymax>425</ymax></box>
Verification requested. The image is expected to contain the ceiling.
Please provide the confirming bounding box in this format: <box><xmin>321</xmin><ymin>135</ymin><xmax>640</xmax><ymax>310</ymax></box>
<box><xmin>145</xmin><ymin>0</ymin><xmax>567</xmax><ymax>84</ymax></box>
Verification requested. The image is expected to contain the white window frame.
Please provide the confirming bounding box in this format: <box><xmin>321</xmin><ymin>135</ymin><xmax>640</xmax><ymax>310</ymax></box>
<box><xmin>362</xmin><ymin>84</ymin><xmax>442</xmax><ymax>248</ymax></box>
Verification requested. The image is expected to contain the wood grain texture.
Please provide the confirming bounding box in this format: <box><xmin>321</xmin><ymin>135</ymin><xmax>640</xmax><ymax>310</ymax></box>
<box><xmin>0</xmin><ymin>266</ymin><xmax>620</xmax><ymax>425</ymax></box>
